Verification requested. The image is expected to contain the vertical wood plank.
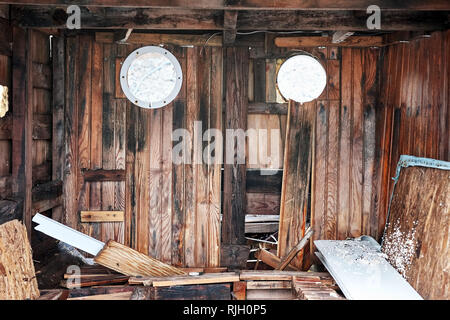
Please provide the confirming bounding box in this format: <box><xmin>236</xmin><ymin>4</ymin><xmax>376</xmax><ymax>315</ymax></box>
<box><xmin>184</xmin><ymin>47</ymin><xmax>198</xmax><ymax>267</ymax></box>
<box><xmin>12</xmin><ymin>27</ymin><xmax>33</xmax><ymax>234</ymax></box>
<box><xmin>52</xmin><ymin>35</ymin><xmax>65</xmax><ymax>222</ymax></box>
<box><xmin>171</xmin><ymin>47</ymin><xmax>187</xmax><ymax>266</ymax></box>
<box><xmin>337</xmin><ymin>47</ymin><xmax>352</xmax><ymax>240</ymax></box>
<box><xmin>278</xmin><ymin>100</ymin><xmax>315</xmax><ymax>269</ymax></box>
<box><xmin>208</xmin><ymin>46</ymin><xmax>223</xmax><ymax>267</ymax></box>
<box><xmin>149</xmin><ymin>108</ymin><xmax>162</xmax><ymax>259</ymax></box>
<box><xmin>101</xmin><ymin>43</ymin><xmax>117</xmax><ymax>242</ymax></box>
<box><xmin>63</xmin><ymin>35</ymin><xmax>79</xmax><ymax>230</ymax></box>
<box><xmin>362</xmin><ymin>48</ymin><xmax>377</xmax><ymax>237</ymax></box>
<box><xmin>350</xmin><ymin>48</ymin><xmax>363</xmax><ymax>238</ymax></box>
<box><xmin>89</xmin><ymin>40</ymin><xmax>103</xmax><ymax>240</ymax></box>
<box><xmin>222</xmin><ymin>47</ymin><xmax>248</xmax><ymax>246</ymax></box>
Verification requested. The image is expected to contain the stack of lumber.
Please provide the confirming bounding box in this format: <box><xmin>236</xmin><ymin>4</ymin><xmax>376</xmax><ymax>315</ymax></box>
<box><xmin>292</xmin><ymin>276</ymin><xmax>344</xmax><ymax>300</ymax></box>
<box><xmin>0</xmin><ymin>220</ymin><xmax>40</xmax><ymax>300</ymax></box>
<box><xmin>60</xmin><ymin>265</ymin><xmax>130</xmax><ymax>289</ymax></box>
<box><xmin>234</xmin><ymin>270</ymin><xmax>338</xmax><ymax>300</ymax></box>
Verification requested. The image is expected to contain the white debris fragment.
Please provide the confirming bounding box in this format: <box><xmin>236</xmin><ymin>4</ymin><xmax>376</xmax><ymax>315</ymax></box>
<box><xmin>382</xmin><ymin>218</ymin><xmax>418</xmax><ymax>279</ymax></box>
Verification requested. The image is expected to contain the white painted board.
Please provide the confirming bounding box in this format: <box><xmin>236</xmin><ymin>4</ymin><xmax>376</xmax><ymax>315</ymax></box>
<box><xmin>315</xmin><ymin>240</ymin><xmax>423</xmax><ymax>300</ymax></box>
<box><xmin>32</xmin><ymin>213</ymin><xmax>105</xmax><ymax>256</ymax></box>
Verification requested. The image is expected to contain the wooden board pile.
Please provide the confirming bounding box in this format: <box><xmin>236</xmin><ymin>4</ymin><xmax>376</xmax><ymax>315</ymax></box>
<box><xmin>235</xmin><ymin>271</ymin><xmax>343</xmax><ymax>300</ymax></box>
<box><xmin>292</xmin><ymin>275</ymin><xmax>344</xmax><ymax>300</ymax></box>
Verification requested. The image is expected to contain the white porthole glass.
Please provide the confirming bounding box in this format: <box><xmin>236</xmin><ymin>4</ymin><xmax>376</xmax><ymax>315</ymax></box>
<box><xmin>120</xmin><ymin>46</ymin><xmax>182</xmax><ymax>109</ymax></box>
<box><xmin>276</xmin><ymin>55</ymin><xmax>327</xmax><ymax>104</ymax></box>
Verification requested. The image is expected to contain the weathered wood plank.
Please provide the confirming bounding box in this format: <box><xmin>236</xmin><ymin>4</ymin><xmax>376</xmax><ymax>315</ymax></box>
<box><xmin>382</xmin><ymin>164</ymin><xmax>450</xmax><ymax>300</ymax></box>
<box><xmin>94</xmin><ymin>240</ymin><xmax>186</xmax><ymax>277</ymax></box>
<box><xmin>275</xmin><ymin>36</ymin><xmax>383</xmax><ymax>48</ymax></box>
<box><xmin>222</xmin><ymin>47</ymin><xmax>248</xmax><ymax>250</ymax></box>
<box><xmin>52</xmin><ymin>35</ymin><xmax>64</xmax><ymax>222</ymax></box>
<box><xmin>278</xmin><ymin>100</ymin><xmax>314</xmax><ymax>269</ymax></box>
<box><xmin>80</xmin><ymin>211</ymin><xmax>124</xmax><ymax>222</ymax></box>
<box><xmin>12</xmin><ymin>27</ymin><xmax>32</xmax><ymax>234</ymax></box>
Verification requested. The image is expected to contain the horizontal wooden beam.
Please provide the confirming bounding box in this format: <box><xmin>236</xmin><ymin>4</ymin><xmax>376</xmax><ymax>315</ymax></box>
<box><xmin>3</xmin><ymin>1</ymin><xmax>450</xmax><ymax>10</ymax></box>
<box><xmin>275</xmin><ymin>36</ymin><xmax>384</xmax><ymax>47</ymax></box>
<box><xmin>96</xmin><ymin>32</ymin><xmax>222</xmax><ymax>46</ymax></box>
<box><xmin>80</xmin><ymin>210</ymin><xmax>124</xmax><ymax>222</ymax></box>
<box><xmin>32</xmin><ymin>179</ymin><xmax>63</xmax><ymax>202</ymax></box>
<box><xmin>32</xmin><ymin>195</ymin><xmax>62</xmax><ymax>213</ymax></box>
<box><xmin>248</xmin><ymin>102</ymin><xmax>287</xmax><ymax>115</ymax></box>
<box><xmin>82</xmin><ymin>169</ymin><xmax>125</xmax><ymax>181</ymax></box>
<box><xmin>246</xmin><ymin>169</ymin><xmax>282</xmax><ymax>193</ymax></box>
<box><xmin>11</xmin><ymin>6</ymin><xmax>450</xmax><ymax>31</ymax></box>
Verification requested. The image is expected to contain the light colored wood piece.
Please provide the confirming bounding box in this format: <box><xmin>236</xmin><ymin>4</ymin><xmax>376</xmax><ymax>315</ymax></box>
<box><xmin>275</xmin><ymin>36</ymin><xmax>383</xmax><ymax>48</ymax></box>
<box><xmin>246</xmin><ymin>281</ymin><xmax>291</xmax><ymax>290</ymax></box>
<box><xmin>239</xmin><ymin>270</ymin><xmax>333</xmax><ymax>281</ymax></box>
<box><xmin>80</xmin><ymin>211</ymin><xmax>124</xmax><ymax>222</ymax></box>
<box><xmin>129</xmin><ymin>272</ymin><xmax>239</xmax><ymax>287</ymax></box>
<box><xmin>94</xmin><ymin>240</ymin><xmax>185</xmax><ymax>277</ymax></box>
<box><xmin>0</xmin><ymin>220</ymin><xmax>40</xmax><ymax>300</ymax></box>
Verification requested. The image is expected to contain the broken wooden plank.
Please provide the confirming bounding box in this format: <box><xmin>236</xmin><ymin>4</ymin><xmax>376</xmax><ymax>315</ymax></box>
<box><xmin>277</xmin><ymin>228</ymin><xmax>314</xmax><ymax>270</ymax></box>
<box><xmin>37</xmin><ymin>289</ymin><xmax>68</xmax><ymax>300</ymax></box>
<box><xmin>245</xmin><ymin>222</ymin><xmax>279</xmax><ymax>233</ymax></box>
<box><xmin>80</xmin><ymin>211</ymin><xmax>124</xmax><ymax>223</ymax></box>
<box><xmin>255</xmin><ymin>248</ymin><xmax>298</xmax><ymax>271</ymax></box>
<box><xmin>61</xmin><ymin>275</ymin><xmax>129</xmax><ymax>289</ymax></box>
<box><xmin>0</xmin><ymin>220</ymin><xmax>40</xmax><ymax>300</ymax></box>
<box><xmin>93</xmin><ymin>240</ymin><xmax>185</xmax><ymax>277</ymax></box>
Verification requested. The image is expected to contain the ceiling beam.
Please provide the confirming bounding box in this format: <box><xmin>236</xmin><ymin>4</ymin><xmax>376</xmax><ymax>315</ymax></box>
<box><xmin>223</xmin><ymin>10</ymin><xmax>238</xmax><ymax>45</ymax></box>
<box><xmin>11</xmin><ymin>6</ymin><xmax>450</xmax><ymax>31</ymax></box>
<box><xmin>2</xmin><ymin>1</ymin><xmax>450</xmax><ymax>10</ymax></box>
<box><xmin>275</xmin><ymin>36</ymin><xmax>384</xmax><ymax>47</ymax></box>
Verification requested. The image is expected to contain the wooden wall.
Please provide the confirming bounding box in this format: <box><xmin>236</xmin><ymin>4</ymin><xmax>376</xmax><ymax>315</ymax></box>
<box><xmin>64</xmin><ymin>34</ymin><xmax>223</xmax><ymax>267</ymax></box>
<box><xmin>311</xmin><ymin>47</ymin><xmax>385</xmax><ymax>245</ymax></box>
<box><xmin>0</xmin><ymin>7</ymin><xmax>60</xmax><ymax>233</ymax></box>
<box><xmin>379</xmin><ymin>30</ymin><xmax>450</xmax><ymax>205</ymax></box>
<box><xmin>0</xmin><ymin>8</ymin><xmax>11</xmax><ymax>199</ymax></box>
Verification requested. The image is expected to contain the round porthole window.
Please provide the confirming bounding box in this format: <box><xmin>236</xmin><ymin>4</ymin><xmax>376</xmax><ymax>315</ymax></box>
<box><xmin>120</xmin><ymin>46</ymin><xmax>183</xmax><ymax>109</ymax></box>
<box><xmin>276</xmin><ymin>55</ymin><xmax>327</xmax><ymax>104</ymax></box>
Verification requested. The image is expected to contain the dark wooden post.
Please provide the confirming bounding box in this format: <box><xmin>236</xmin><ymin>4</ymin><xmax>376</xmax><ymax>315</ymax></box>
<box><xmin>221</xmin><ymin>47</ymin><xmax>250</xmax><ymax>268</ymax></box>
<box><xmin>12</xmin><ymin>26</ymin><xmax>33</xmax><ymax>235</ymax></box>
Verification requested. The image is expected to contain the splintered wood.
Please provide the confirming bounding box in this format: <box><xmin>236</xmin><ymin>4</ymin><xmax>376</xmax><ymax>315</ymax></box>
<box><xmin>94</xmin><ymin>240</ymin><xmax>186</xmax><ymax>277</ymax></box>
<box><xmin>0</xmin><ymin>220</ymin><xmax>40</xmax><ymax>300</ymax></box>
